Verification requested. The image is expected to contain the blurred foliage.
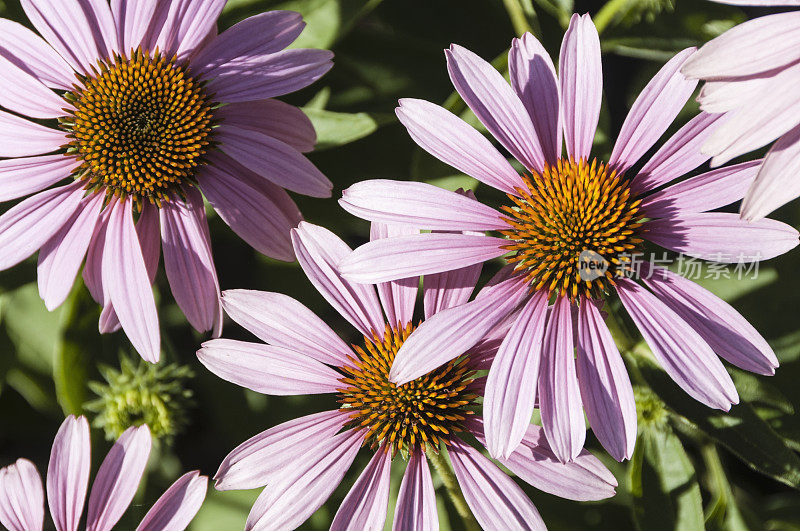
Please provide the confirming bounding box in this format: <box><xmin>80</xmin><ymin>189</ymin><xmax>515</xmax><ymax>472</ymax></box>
<box><xmin>1</xmin><ymin>0</ymin><xmax>799</xmax><ymax>530</ymax></box>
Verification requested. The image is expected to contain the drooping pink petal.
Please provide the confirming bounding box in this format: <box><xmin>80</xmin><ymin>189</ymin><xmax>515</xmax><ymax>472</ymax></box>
<box><xmin>192</xmin><ymin>11</ymin><xmax>305</xmax><ymax>74</ymax></box>
<box><xmin>539</xmin><ymin>296</ymin><xmax>585</xmax><ymax>463</ymax></box>
<box><xmin>220</xmin><ymin>289</ymin><xmax>353</xmax><ymax>367</ymax></box>
<box><xmin>0</xmin><ymin>18</ymin><xmax>74</xmax><ymax>90</ymax></box>
<box><xmin>98</xmin><ymin>302</ymin><xmax>121</xmax><ymax>334</ymax></box>
<box><xmin>0</xmin><ymin>55</ymin><xmax>67</xmax><ymax>119</ymax></box>
<box><xmin>643</xmin><ymin>265</ymin><xmax>778</xmax><ymax>375</ymax></box>
<box><xmin>371</xmin><ymin>223</ymin><xmax>419</xmax><ymax>328</ymax></box>
<box><xmin>576</xmin><ymin>299</ymin><xmax>636</xmax><ymax>462</ymax></box>
<box><xmin>340</xmin><ymin>180</ymin><xmax>507</xmax><ymax>231</ymax></box>
<box><xmin>207</xmin><ymin>48</ymin><xmax>333</xmax><ymax>103</ymax></box>
<box><xmin>0</xmin><ymin>180</ymin><xmax>84</xmax><ymax>271</ymax></box>
<box><xmin>198</xmin><ymin>339</ymin><xmax>343</xmax><ymax>395</ymax></box>
<box><xmin>216</xmin><ymin>124</ymin><xmax>332</xmax><ymax>198</ymax></box>
<box><xmin>330</xmin><ymin>448</ymin><xmax>391</xmax><ymax>531</ymax></box>
<box><xmin>214</xmin><ymin>411</ymin><xmax>348</xmax><ymax>491</ymax></box>
<box><xmin>484</xmin><ymin>290</ymin><xmax>548</xmax><ymax>459</ymax></box>
<box><xmin>339</xmin><ymin>232</ymin><xmax>507</xmax><ymax>284</ymax></box>
<box><xmin>447</xmin><ymin>439</ymin><xmax>545</xmax><ymax>531</ymax></box>
<box><xmin>101</xmin><ymin>200</ymin><xmax>160</xmax><ymax>362</ymax></box>
<box><xmin>741</xmin><ymin>124</ymin><xmax>800</xmax><ymax>221</ymax></box>
<box><xmin>509</xmin><ymin>32</ymin><xmax>561</xmax><ymax>165</ymax></box>
<box><xmin>0</xmin><ymin>154</ymin><xmax>75</xmax><ymax>202</ymax></box>
<box><xmin>136</xmin><ymin>202</ymin><xmax>160</xmax><ymax>285</ymax></box>
<box><xmin>291</xmin><ymin>222</ymin><xmax>386</xmax><ymax>337</ymax></box>
<box><xmin>110</xmin><ymin>0</ymin><xmax>157</xmax><ymax>53</ymax></box>
<box><xmin>83</xmin><ymin>207</ymin><xmax>111</xmax><ymax>305</ymax></box>
<box><xmin>393</xmin><ymin>449</ymin><xmax>438</xmax><ymax>531</ymax></box>
<box><xmin>631</xmin><ymin>112</ymin><xmax>723</xmax><ymax>194</ymax></box>
<box><xmin>559</xmin><ymin>14</ymin><xmax>602</xmax><ymax>162</ymax></box>
<box><xmin>47</xmin><ymin>415</ymin><xmax>91</xmax><ymax>531</ymax></box>
<box><xmin>136</xmin><ymin>471</ymin><xmax>207</xmax><ymax>531</ymax></box>
<box><xmin>395</xmin><ymin>98</ymin><xmax>525</xmax><ymax>194</ymax></box>
<box><xmin>682</xmin><ymin>11</ymin><xmax>800</xmax><ymax>79</ymax></box>
<box><xmin>86</xmin><ymin>425</ymin><xmax>152</xmax><ymax>531</ymax></box>
<box><xmin>640</xmin><ymin>160</ymin><xmax>759</xmax><ymax>218</ymax></box>
<box><xmin>609</xmin><ymin>48</ymin><xmax>698</xmax><ymax>173</ymax></box>
<box><xmin>446</xmin><ymin>44</ymin><xmax>546</xmax><ymax>172</ymax></box>
<box><xmin>0</xmin><ymin>459</ymin><xmax>45</xmax><ymax>531</ymax></box>
<box><xmin>0</xmin><ymin>112</ymin><xmax>68</xmax><ymax>157</ymax></box>
<box><xmin>245</xmin><ymin>429</ymin><xmax>363</xmax><ymax>530</ymax></box>
<box><xmin>423</xmin><ymin>263</ymin><xmax>482</xmax><ymax>319</ymax></box>
<box><xmin>645</xmin><ymin>212</ymin><xmax>799</xmax><ymax>262</ymax></box>
<box><xmin>214</xmin><ymin>99</ymin><xmax>316</xmax><ymax>153</ymax></box>
<box><xmin>152</xmin><ymin>0</ymin><xmax>225</xmax><ymax>60</ymax></box>
<box><xmin>38</xmin><ymin>192</ymin><xmax>104</xmax><ymax>310</ymax></box>
<box><xmin>617</xmin><ymin>278</ymin><xmax>738</xmax><ymax>410</ymax></box>
<box><xmin>390</xmin><ymin>270</ymin><xmax>529</xmax><ymax>385</ymax></box>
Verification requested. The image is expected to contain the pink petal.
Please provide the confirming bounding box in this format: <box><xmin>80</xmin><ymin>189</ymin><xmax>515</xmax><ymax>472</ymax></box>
<box><xmin>214</xmin><ymin>411</ymin><xmax>348</xmax><ymax>491</ymax></box>
<box><xmin>539</xmin><ymin>296</ymin><xmax>585</xmax><ymax>463</ymax></box>
<box><xmin>560</xmin><ymin>14</ymin><xmax>602</xmax><ymax>162</ymax></box>
<box><xmin>110</xmin><ymin>0</ymin><xmax>158</xmax><ymax>53</ymax></box>
<box><xmin>330</xmin><ymin>448</ymin><xmax>391</xmax><ymax>531</ymax></box>
<box><xmin>136</xmin><ymin>471</ymin><xmax>207</xmax><ymax>531</ymax></box>
<box><xmin>152</xmin><ymin>0</ymin><xmax>225</xmax><ymax>60</ymax></box>
<box><xmin>0</xmin><ymin>154</ymin><xmax>76</xmax><ymax>202</ymax></box>
<box><xmin>0</xmin><ymin>459</ymin><xmax>45</xmax><ymax>531</ymax></box>
<box><xmin>0</xmin><ymin>181</ymin><xmax>84</xmax><ymax>270</ymax></box>
<box><xmin>98</xmin><ymin>302</ymin><xmax>121</xmax><ymax>334</ymax></box>
<box><xmin>0</xmin><ymin>55</ymin><xmax>67</xmax><ymax>119</ymax></box>
<box><xmin>509</xmin><ymin>32</ymin><xmax>561</xmax><ymax>165</ymax></box>
<box><xmin>446</xmin><ymin>44</ymin><xmax>545</xmax><ymax>172</ymax></box>
<box><xmin>38</xmin><ymin>192</ymin><xmax>104</xmax><ymax>310</ymax></box>
<box><xmin>395</xmin><ymin>98</ymin><xmax>525</xmax><ymax>194</ymax></box>
<box><xmin>370</xmin><ymin>223</ymin><xmax>419</xmax><ymax>328</ymax></box>
<box><xmin>645</xmin><ymin>212</ymin><xmax>799</xmax><ymax>262</ymax></box>
<box><xmin>0</xmin><ymin>18</ymin><xmax>74</xmax><ymax>89</ymax></box>
<box><xmin>340</xmin><ymin>180</ymin><xmax>507</xmax><ymax>231</ymax></box>
<box><xmin>86</xmin><ymin>425</ymin><xmax>152</xmax><ymax>531</ymax></box>
<box><xmin>484</xmin><ymin>290</ymin><xmax>548</xmax><ymax>459</ymax></box>
<box><xmin>220</xmin><ymin>289</ymin><xmax>353</xmax><ymax>367</ymax></box>
<box><xmin>216</xmin><ymin>124</ymin><xmax>332</xmax><ymax>198</ymax></box>
<box><xmin>393</xmin><ymin>450</ymin><xmax>438</xmax><ymax>531</ymax></box>
<box><xmin>0</xmin><ymin>112</ymin><xmax>68</xmax><ymax>157</ymax></box>
<box><xmin>609</xmin><ymin>48</ymin><xmax>698</xmax><ymax>173</ymax></box>
<box><xmin>741</xmin><ymin>124</ymin><xmax>800</xmax><ymax>220</ymax></box>
<box><xmin>643</xmin><ymin>265</ymin><xmax>778</xmax><ymax>375</ymax></box>
<box><xmin>101</xmin><ymin>200</ymin><xmax>160</xmax><ymax>362</ymax></box>
<box><xmin>339</xmin><ymin>232</ymin><xmax>507</xmax><ymax>284</ymax></box>
<box><xmin>617</xmin><ymin>278</ymin><xmax>739</xmax><ymax>410</ymax></box>
<box><xmin>447</xmin><ymin>439</ymin><xmax>545</xmax><ymax>531</ymax></box>
<box><xmin>198</xmin><ymin>338</ymin><xmax>342</xmax><ymax>395</ymax></box>
<box><xmin>291</xmin><ymin>222</ymin><xmax>385</xmax><ymax>337</ymax></box>
<box><xmin>423</xmin><ymin>263</ymin><xmax>482</xmax><ymax>319</ymax></box>
<box><xmin>207</xmin><ymin>48</ymin><xmax>333</xmax><ymax>103</ymax></box>
<box><xmin>214</xmin><ymin>99</ymin><xmax>316</xmax><ymax>153</ymax></box>
<box><xmin>83</xmin><ymin>207</ymin><xmax>112</xmax><ymax>305</ymax></box>
<box><xmin>390</xmin><ymin>270</ymin><xmax>529</xmax><ymax>385</ymax></box>
<box><xmin>576</xmin><ymin>300</ymin><xmax>636</xmax><ymax>462</ymax></box>
<box><xmin>47</xmin><ymin>415</ymin><xmax>91</xmax><ymax>531</ymax></box>
<box><xmin>640</xmin><ymin>160</ymin><xmax>760</xmax><ymax>218</ymax></box>
<box><xmin>136</xmin><ymin>202</ymin><xmax>161</xmax><ymax>285</ymax></box>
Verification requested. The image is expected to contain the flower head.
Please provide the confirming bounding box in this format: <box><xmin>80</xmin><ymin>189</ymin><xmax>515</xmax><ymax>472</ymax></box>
<box><xmin>198</xmin><ymin>221</ymin><xmax>617</xmax><ymax>530</ymax></box>
<box><xmin>337</xmin><ymin>14</ymin><xmax>798</xmax><ymax>463</ymax></box>
<box><xmin>0</xmin><ymin>416</ymin><xmax>207</xmax><ymax>531</ymax></box>
<box><xmin>0</xmin><ymin>2</ymin><xmax>333</xmax><ymax>361</ymax></box>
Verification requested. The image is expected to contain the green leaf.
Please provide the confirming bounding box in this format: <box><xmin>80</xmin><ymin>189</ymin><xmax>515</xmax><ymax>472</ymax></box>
<box><xmin>302</xmin><ymin>108</ymin><xmax>390</xmax><ymax>149</ymax></box>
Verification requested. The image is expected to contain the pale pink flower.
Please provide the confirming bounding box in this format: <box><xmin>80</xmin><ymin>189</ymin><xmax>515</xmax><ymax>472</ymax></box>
<box><xmin>197</xmin><ymin>221</ymin><xmax>617</xmax><ymax>530</ymax></box>
<box><xmin>0</xmin><ymin>416</ymin><xmax>207</xmax><ymax>531</ymax></box>
<box><xmin>683</xmin><ymin>1</ymin><xmax>800</xmax><ymax>219</ymax></box>
<box><xmin>337</xmin><ymin>14</ymin><xmax>798</xmax><ymax>463</ymax></box>
<box><xmin>0</xmin><ymin>1</ymin><xmax>333</xmax><ymax>361</ymax></box>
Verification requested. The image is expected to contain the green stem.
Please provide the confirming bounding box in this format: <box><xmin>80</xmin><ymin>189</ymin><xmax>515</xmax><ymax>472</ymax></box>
<box><xmin>594</xmin><ymin>0</ymin><xmax>630</xmax><ymax>34</ymax></box>
<box><xmin>427</xmin><ymin>448</ymin><xmax>480</xmax><ymax>531</ymax></box>
<box><xmin>501</xmin><ymin>0</ymin><xmax>541</xmax><ymax>37</ymax></box>
<box><xmin>605</xmin><ymin>305</ymin><xmax>637</xmax><ymax>354</ymax></box>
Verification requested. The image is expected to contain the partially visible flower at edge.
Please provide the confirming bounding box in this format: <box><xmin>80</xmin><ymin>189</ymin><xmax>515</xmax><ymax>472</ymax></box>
<box><xmin>0</xmin><ymin>415</ymin><xmax>207</xmax><ymax>531</ymax></box>
<box><xmin>197</xmin><ymin>221</ymin><xmax>617</xmax><ymax>531</ymax></box>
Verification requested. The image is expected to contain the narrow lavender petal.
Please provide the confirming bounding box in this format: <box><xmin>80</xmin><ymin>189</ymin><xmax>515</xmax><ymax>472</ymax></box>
<box><xmin>98</xmin><ymin>302</ymin><xmax>121</xmax><ymax>334</ymax></box>
<box><xmin>110</xmin><ymin>0</ymin><xmax>157</xmax><ymax>53</ymax></box>
<box><xmin>741</xmin><ymin>124</ymin><xmax>800</xmax><ymax>221</ymax></box>
<box><xmin>86</xmin><ymin>425</ymin><xmax>152</xmax><ymax>531</ymax></box>
<box><xmin>0</xmin><ymin>459</ymin><xmax>45</xmax><ymax>531</ymax></box>
<box><xmin>47</xmin><ymin>415</ymin><xmax>91</xmax><ymax>531</ymax></box>
<box><xmin>0</xmin><ymin>112</ymin><xmax>68</xmax><ymax>157</ymax></box>
<box><xmin>83</xmin><ymin>206</ymin><xmax>112</xmax><ymax>305</ymax></box>
<box><xmin>136</xmin><ymin>202</ymin><xmax>160</xmax><ymax>285</ymax></box>
<box><xmin>330</xmin><ymin>448</ymin><xmax>391</xmax><ymax>531</ymax></box>
<box><xmin>136</xmin><ymin>471</ymin><xmax>207</xmax><ymax>531</ymax></box>
<box><xmin>484</xmin><ymin>290</ymin><xmax>548</xmax><ymax>459</ymax></box>
<box><xmin>576</xmin><ymin>300</ymin><xmax>637</xmax><ymax>462</ymax></box>
<box><xmin>560</xmin><ymin>14</ymin><xmax>602</xmax><ymax>162</ymax></box>
<box><xmin>215</xmin><ymin>99</ymin><xmax>316</xmax><ymax>153</ymax></box>
<box><xmin>0</xmin><ymin>18</ymin><xmax>74</xmax><ymax>89</ymax></box>
<box><xmin>214</xmin><ymin>411</ymin><xmax>348</xmax><ymax>491</ymax></box>
<box><xmin>617</xmin><ymin>278</ymin><xmax>738</xmax><ymax>410</ymax></box>
<box><xmin>393</xmin><ymin>450</ymin><xmax>438</xmax><ymax>531</ymax></box>
<box><xmin>447</xmin><ymin>439</ymin><xmax>545</xmax><ymax>531</ymax></box>
<box><xmin>152</xmin><ymin>0</ymin><xmax>225</xmax><ymax>60</ymax></box>
<box><xmin>0</xmin><ymin>154</ymin><xmax>76</xmax><ymax>202</ymax></box>
<box><xmin>0</xmin><ymin>55</ymin><xmax>67</xmax><ymax>119</ymax></box>
<box><xmin>423</xmin><ymin>262</ymin><xmax>482</xmax><ymax>319</ymax></box>
<box><xmin>370</xmin><ymin>223</ymin><xmax>419</xmax><ymax>327</ymax></box>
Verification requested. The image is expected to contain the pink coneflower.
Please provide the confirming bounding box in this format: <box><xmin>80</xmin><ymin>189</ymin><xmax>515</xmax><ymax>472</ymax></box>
<box><xmin>0</xmin><ymin>2</ymin><xmax>333</xmax><ymax>362</ymax></box>
<box><xmin>682</xmin><ymin>1</ymin><xmax>800</xmax><ymax>219</ymax></box>
<box><xmin>0</xmin><ymin>416</ymin><xmax>207</xmax><ymax>531</ymax></box>
<box><xmin>197</xmin><ymin>221</ymin><xmax>617</xmax><ymax>530</ymax></box>
<box><xmin>338</xmin><ymin>14</ymin><xmax>799</xmax><ymax>463</ymax></box>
